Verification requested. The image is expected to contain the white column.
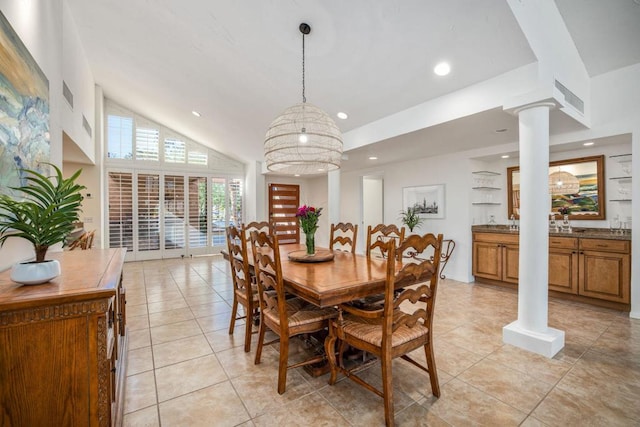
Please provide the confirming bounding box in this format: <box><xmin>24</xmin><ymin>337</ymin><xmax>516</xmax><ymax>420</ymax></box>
<box><xmin>328</xmin><ymin>170</ymin><xmax>341</xmax><ymax>225</ymax></box>
<box><xmin>503</xmin><ymin>102</ymin><xmax>565</xmax><ymax>358</ymax></box>
<box><xmin>630</xmin><ymin>129</ymin><xmax>639</xmax><ymax>319</ymax></box>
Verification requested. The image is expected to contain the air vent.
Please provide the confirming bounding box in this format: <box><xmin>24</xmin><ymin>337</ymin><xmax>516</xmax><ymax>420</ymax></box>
<box><xmin>554</xmin><ymin>80</ymin><xmax>584</xmax><ymax>114</ymax></box>
<box><xmin>62</xmin><ymin>81</ymin><xmax>74</xmax><ymax>108</ymax></box>
<box><xmin>82</xmin><ymin>114</ymin><xmax>92</xmax><ymax>137</ymax></box>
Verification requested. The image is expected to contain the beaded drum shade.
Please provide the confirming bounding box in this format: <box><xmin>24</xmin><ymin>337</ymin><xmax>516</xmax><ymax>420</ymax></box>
<box><xmin>264</xmin><ymin>23</ymin><xmax>343</xmax><ymax>175</ymax></box>
<box><xmin>549</xmin><ymin>171</ymin><xmax>580</xmax><ymax>195</ymax></box>
<box><xmin>264</xmin><ymin>102</ymin><xmax>342</xmax><ymax>175</ymax></box>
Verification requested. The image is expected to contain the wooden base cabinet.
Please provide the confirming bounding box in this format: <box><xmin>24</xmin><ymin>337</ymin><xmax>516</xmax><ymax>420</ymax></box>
<box><xmin>473</xmin><ymin>231</ymin><xmax>631</xmax><ymax>309</ymax></box>
<box><xmin>0</xmin><ymin>249</ymin><xmax>127</xmax><ymax>427</ymax></box>
<box><xmin>472</xmin><ymin>232</ymin><xmax>519</xmax><ymax>284</ymax></box>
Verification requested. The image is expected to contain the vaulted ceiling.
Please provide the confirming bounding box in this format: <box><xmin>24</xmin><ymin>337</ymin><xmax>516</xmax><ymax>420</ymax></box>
<box><xmin>66</xmin><ymin>0</ymin><xmax>640</xmax><ymax>172</ymax></box>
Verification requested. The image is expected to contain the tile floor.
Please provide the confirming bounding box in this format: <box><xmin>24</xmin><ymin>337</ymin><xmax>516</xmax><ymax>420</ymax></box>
<box><xmin>122</xmin><ymin>256</ymin><xmax>640</xmax><ymax>427</ymax></box>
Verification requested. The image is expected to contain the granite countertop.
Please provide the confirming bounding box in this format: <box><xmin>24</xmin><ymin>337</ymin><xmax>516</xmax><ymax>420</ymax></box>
<box><xmin>472</xmin><ymin>225</ymin><xmax>631</xmax><ymax>241</ymax></box>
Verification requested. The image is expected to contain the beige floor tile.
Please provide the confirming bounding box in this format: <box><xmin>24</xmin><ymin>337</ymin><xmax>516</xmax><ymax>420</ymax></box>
<box><xmin>189</xmin><ymin>300</ymin><xmax>232</xmax><ymax>318</ymax></box>
<box><xmin>128</xmin><ymin>346</ymin><xmax>154</xmax><ymax>376</ymax></box>
<box><xmin>148</xmin><ymin>306</ymin><xmax>194</xmax><ymax>327</ymax></box>
<box><xmin>184</xmin><ymin>292</ymin><xmax>225</xmax><ymax>306</ymax></box>
<box><xmin>146</xmin><ymin>289</ymin><xmax>184</xmax><ymax>303</ymax></box>
<box><xmin>159</xmin><ymin>381</ymin><xmax>250</xmax><ymax>427</ymax></box>
<box><xmin>205</xmin><ymin>324</ymin><xmax>258</xmax><ymax>353</ymax></box>
<box><xmin>196</xmin><ymin>311</ymin><xmax>234</xmax><ymax>332</ymax></box>
<box><xmin>487</xmin><ymin>344</ymin><xmax>572</xmax><ymax>385</ymax></box>
<box><xmin>155</xmin><ymin>354</ymin><xmax>228</xmax><ymax>402</ymax></box>
<box><xmin>124</xmin><ymin>371</ymin><xmax>157</xmax><ymax>414</ymax></box>
<box><xmin>150</xmin><ymin>319</ymin><xmax>202</xmax><ymax>344</ymax></box>
<box><xmin>128</xmin><ymin>328</ymin><xmax>152</xmax><ymax>350</ymax></box>
<box><xmin>395</xmin><ymin>401</ymin><xmax>451</xmax><ymax>427</ymax></box>
<box><xmin>428</xmin><ymin>339</ymin><xmax>485</xmax><ymax>376</ymax></box>
<box><xmin>126</xmin><ymin>303</ymin><xmax>148</xmax><ymax>317</ymax></box>
<box><xmin>232</xmin><ymin>362</ymin><xmax>317</xmax><ymax>418</ymax></box>
<box><xmin>152</xmin><ymin>334</ymin><xmax>213</xmax><ymax>368</ymax></box>
<box><xmin>423</xmin><ymin>378</ymin><xmax>527</xmax><ymax>426</ymax></box>
<box><xmin>122</xmin><ymin>405</ymin><xmax>159</xmax><ymax>427</ymax></box>
<box><xmin>438</xmin><ymin>323</ymin><xmax>504</xmax><ymax>356</ymax></box>
<box><xmin>128</xmin><ymin>314</ymin><xmax>150</xmax><ymax>332</ymax></box>
<box><xmin>457</xmin><ymin>358</ymin><xmax>553</xmax><ymax>413</ymax></box>
<box><xmin>533</xmin><ymin>386</ymin><xmax>638</xmax><ymax>426</ymax></box>
<box><xmin>147</xmin><ymin>297</ymin><xmax>188</xmax><ymax>314</ymax></box>
<box><xmin>253</xmin><ymin>392</ymin><xmax>350</xmax><ymax>426</ymax></box>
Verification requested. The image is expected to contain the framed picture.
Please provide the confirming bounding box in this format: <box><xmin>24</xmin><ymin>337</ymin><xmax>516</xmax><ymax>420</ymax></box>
<box><xmin>403</xmin><ymin>184</ymin><xmax>445</xmax><ymax>219</ymax></box>
<box><xmin>0</xmin><ymin>11</ymin><xmax>50</xmax><ymax>197</ymax></box>
<box><xmin>507</xmin><ymin>155</ymin><xmax>605</xmax><ymax>220</ymax></box>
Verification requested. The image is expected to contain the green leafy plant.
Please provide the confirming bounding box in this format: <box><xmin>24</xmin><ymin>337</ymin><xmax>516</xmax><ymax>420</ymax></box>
<box><xmin>0</xmin><ymin>163</ymin><xmax>86</xmax><ymax>262</ymax></box>
<box><xmin>399</xmin><ymin>207</ymin><xmax>424</xmax><ymax>232</ymax></box>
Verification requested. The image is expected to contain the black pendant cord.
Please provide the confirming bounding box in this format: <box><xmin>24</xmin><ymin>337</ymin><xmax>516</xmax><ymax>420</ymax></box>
<box><xmin>302</xmin><ymin>31</ymin><xmax>306</xmax><ymax>104</ymax></box>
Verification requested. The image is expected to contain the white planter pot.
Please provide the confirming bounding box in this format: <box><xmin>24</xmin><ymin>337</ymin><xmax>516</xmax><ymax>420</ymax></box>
<box><xmin>11</xmin><ymin>260</ymin><xmax>61</xmax><ymax>285</ymax></box>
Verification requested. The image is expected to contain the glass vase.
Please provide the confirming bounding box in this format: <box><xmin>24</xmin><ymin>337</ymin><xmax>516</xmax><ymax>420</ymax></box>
<box><xmin>305</xmin><ymin>232</ymin><xmax>315</xmax><ymax>255</ymax></box>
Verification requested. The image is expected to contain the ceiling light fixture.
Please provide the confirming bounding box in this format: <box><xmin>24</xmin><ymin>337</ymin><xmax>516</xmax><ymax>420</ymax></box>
<box><xmin>337</xmin><ymin>112</ymin><xmax>348</xmax><ymax>120</ymax></box>
<box><xmin>501</xmin><ymin>155</ymin><xmax>510</xmax><ymax>159</ymax></box>
<box><xmin>583</xmin><ymin>142</ymin><xmax>594</xmax><ymax>146</ymax></box>
<box><xmin>192</xmin><ymin>110</ymin><xmax>201</xmax><ymax>117</ymax></box>
<box><xmin>434</xmin><ymin>62</ymin><xmax>451</xmax><ymax>76</ymax></box>
<box><xmin>264</xmin><ymin>23</ymin><xmax>343</xmax><ymax>175</ymax></box>
<box><xmin>368</xmin><ymin>156</ymin><xmax>378</xmax><ymax>160</ymax></box>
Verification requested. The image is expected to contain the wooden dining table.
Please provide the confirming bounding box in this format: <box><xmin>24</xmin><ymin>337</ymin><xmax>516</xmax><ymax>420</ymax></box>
<box><xmin>224</xmin><ymin>243</ymin><xmax>395</xmax><ymax>308</ymax></box>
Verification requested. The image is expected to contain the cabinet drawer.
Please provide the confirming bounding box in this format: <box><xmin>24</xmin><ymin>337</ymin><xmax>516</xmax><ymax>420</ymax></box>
<box><xmin>580</xmin><ymin>238</ymin><xmax>629</xmax><ymax>253</ymax></box>
<box><xmin>549</xmin><ymin>237</ymin><xmax>578</xmax><ymax>249</ymax></box>
<box><xmin>473</xmin><ymin>232</ymin><xmax>519</xmax><ymax>245</ymax></box>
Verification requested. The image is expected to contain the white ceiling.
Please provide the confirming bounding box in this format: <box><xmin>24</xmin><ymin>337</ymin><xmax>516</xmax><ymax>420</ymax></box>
<box><xmin>66</xmin><ymin>0</ymin><xmax>640</xmax><ymax>172</ymax></box>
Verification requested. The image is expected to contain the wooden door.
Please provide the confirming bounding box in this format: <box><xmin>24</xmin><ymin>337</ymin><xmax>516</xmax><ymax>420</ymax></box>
<box><xmin>269</xmin><ymin>183</ymin><xmax>299</xmax><ymax>244</ymax></box>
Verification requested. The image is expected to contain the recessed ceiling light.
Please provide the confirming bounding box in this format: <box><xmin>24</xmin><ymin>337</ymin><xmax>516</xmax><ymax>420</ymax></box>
<box><xmin>368</xmin><ymin>156</ymin><xmax>378</xmax><ymax>160</ymax></box>
<box><xmin>583</xmin><ymin>142</ymin><xmax>595</xmax><ymax>146</ymax></box>
<box><xmin>337</xmin><ymin>112</ymin><xmax>348</xmax><ymax>120</ymax></box>
<box><xmin>192</xmin><ymin>110</ymin><xmax>201</xmax><ymax>117</ymax></box>
<box><xmin>495</xmin><ymin>128</ymin><xmax>508</xmax><ymax>133</ymax></box>
<box><xmin>294</xmin><ymin>174</ymin><xmax>300</xmax><ymax>177</ymax></box>
<box><xmin>317</xmin><ymin>168</ymin><xmax>325</xmax><ymax>172</ymax></box>
<box><xmin>501</xmin><ymin>155</ymin><xmax>510</xmax><ymax>159</ymax></box>
<box><xmin>433</xmin><ymin>62</ymin><xmax>450</xmax><ymax>76</ymax></box>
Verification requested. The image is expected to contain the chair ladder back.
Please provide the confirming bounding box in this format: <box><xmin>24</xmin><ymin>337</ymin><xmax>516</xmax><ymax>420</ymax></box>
<box><xmin>249</xmin><ymin>230</ymin><xmax>288</xmax><ymax>329</ymax></box>
<box><xmin>389</xmin><ymin>233</ymin><xmax>444</xmax><ymax>333</ymax></box>
<box><xmin>329</xmin><ymin>222</ymin><xmax>358</xmax><ymax>253</ymax></box>
<box><xmin>226</xmin><ymin>226</ymin><xmax>251</xmax><ymax>297</ymax></box>
<box><xmin>366</xmin><ymin>224</ymin><xmax>406</xmax><ymax>259</ymax></box>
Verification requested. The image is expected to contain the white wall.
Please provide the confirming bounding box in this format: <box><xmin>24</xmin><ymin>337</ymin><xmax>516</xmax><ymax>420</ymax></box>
<box><xmin>0</xmin><ymin>0</ymin><xmax>64</xmax><ymax>270</ymax></box>
<box><xmin>61</xmin><ymin>0</ymin><xmax>95</xmax><ymax>161</ymax></box>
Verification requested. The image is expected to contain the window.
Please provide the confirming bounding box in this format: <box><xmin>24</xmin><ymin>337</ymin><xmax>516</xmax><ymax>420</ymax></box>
<box><xmin>136</xmin><ymin>127</ymin><xmax>159</xmax><ymax>161</ymax></box>
<box><xmin>137</xmin><ymin>173</ymin><xmax>160</xmax><ymax>252</ymax></box>
<box><xmin>107</xmin><ymin>115</ymin><xmax>133</xmax><ymax>159</ymax></box>
<box><xmin>108</xmin><ymin>172</ymin><xmax>134</xmax><ymax>251</ymax></box>
<box><xmin>188</xmin><ymin>149</ymin><xmax>208</xmax><ymax>166</ymax></box>
<box><xmin>164</xmin><ymin>138</ymin><xmax>186</xmax><ymax>163</ymax></box>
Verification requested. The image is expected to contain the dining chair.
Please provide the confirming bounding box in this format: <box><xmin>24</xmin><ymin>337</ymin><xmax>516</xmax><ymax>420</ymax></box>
<box><xmin>329</xmin><ymin>222</ymin><xmax>358</xmax><ymax>253</ymax></box>
<box><xmin>226</xmin><ymin>225</ymin><xmax>260</xmax><ymax>353</ymax></box>
<box><xmin>325</xmin><ymin>233</ymin><xmax>444</xmax><ymax>427</ymax></box>
<box><xmin>250</xmin><ymin>230</ymin><xmax>338</xmax><ymax>394</ymax></box>
<box><xmin>243</xmin><ymin>221</ymin><xmax>272</xmax><ymax>240</ymax></box>
<box><xmin>366</xmin><ymin>223</ymin><xmax>405</xmax><ymax>259</ymax></box>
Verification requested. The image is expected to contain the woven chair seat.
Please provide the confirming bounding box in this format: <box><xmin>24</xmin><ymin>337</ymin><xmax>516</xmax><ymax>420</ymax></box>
<box><xmin>341</xmin><ymin>312</ymin><xmax>429</xmax><ymax>348</ymax></box>
<box><xmin>263</xmin><ymin>297</ymin><xmax>336</xmax><ymax>328</ymax></box>
<box><xmin>235</xmin><ymin>284</ymin><xmax>259</xmax><ymax>303</ymax></box>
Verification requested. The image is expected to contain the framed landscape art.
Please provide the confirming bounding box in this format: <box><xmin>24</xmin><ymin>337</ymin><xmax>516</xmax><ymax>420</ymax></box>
<box><xmin>403</xmin><ymin>184</ymin><xmax>445</xmax><ymax>219</ymax></box>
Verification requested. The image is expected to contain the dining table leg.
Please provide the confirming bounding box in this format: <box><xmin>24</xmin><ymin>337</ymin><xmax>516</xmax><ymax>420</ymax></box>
<box><xmin>325</xmin><ymin>318</ymin><xmax>339</xmax><ymax>385</ymax></box>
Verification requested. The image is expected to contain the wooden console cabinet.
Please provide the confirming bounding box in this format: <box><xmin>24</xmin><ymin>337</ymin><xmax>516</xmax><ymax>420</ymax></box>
<box><xmin>0</xmin><ymin>249</ymin><xmax>127</xmax><ymax>427</ymax></box>
<box><xmin>472</xmin><ymin>229</ymin><xmax>631</xmax><ymax>310</ymax></box>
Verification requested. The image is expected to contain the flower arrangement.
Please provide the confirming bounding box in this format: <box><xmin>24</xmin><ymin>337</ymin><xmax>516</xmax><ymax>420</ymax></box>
<box><xmin>296</xmin><ymin>205</ymin><xmax>322</xmax><ymax>255</ymax></box>
<box><xmin>296</xmin><ymin>205</ymin><xmax>322</xmax><ymax>234</ymax></box>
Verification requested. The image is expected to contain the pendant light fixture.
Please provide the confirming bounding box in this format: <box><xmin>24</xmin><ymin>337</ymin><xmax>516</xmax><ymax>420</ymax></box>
<box><xmin>549</xmin><ymin>169</ymin><xmax>580</xmax><ymax>195</ymax></box>
<box><xmin>264</xmin><ymin>23</ymin><xmax>343</xmax><ymax>175</ymax></box>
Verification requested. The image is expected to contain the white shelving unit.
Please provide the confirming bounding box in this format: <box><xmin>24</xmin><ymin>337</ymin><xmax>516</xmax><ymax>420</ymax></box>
<box><xmin>472</xmin><ymin>171</ymin><xmax>501</xmax><ymax>224</ymax></box>
<box><xmin>609</xmin><ymin>154</ymin><xmax>632</xmax><ymax>202</ymax></box>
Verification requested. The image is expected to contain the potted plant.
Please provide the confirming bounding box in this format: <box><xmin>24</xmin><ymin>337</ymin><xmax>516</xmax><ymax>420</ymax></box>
<box><xmin>399</xmin><ymin>206</ymin><xmax>424</xmax><ymax>232</ymax></box>
<box><xmin>0</xmin><ymin>163</ymin><xmax>85</xmax><ymax>284</ymax></box>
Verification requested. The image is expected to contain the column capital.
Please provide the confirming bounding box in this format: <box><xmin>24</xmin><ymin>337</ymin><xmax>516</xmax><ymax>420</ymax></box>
<box><xmin>503</xmin><ymin>86</ymin><xmax>565</xmax><ymax>116</ymax></box>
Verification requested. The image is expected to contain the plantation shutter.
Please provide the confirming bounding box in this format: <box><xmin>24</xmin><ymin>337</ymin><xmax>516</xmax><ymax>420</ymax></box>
<box><xmin>137</xmin><ymin>173</ymin><xmax>160</xmax><ymax>252</ymax></box>
<box><xmin>135</xmin><ymin>127</ymin><xmax>159</xmax><ymax>161</ymax></box>
<box><xmin>164</xmin><ymin>175</ymin><xmax>185</xmax><ymax>250</ymax></box>
<box><xmin>188</xmin><ymin>177</ymin><xmax>208</xmax><ymax>248</ymax></box>
<box><xmin>107</xmin><ymin>172</ymin><xmax>134</xmax><ymax>251</ymax></box>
